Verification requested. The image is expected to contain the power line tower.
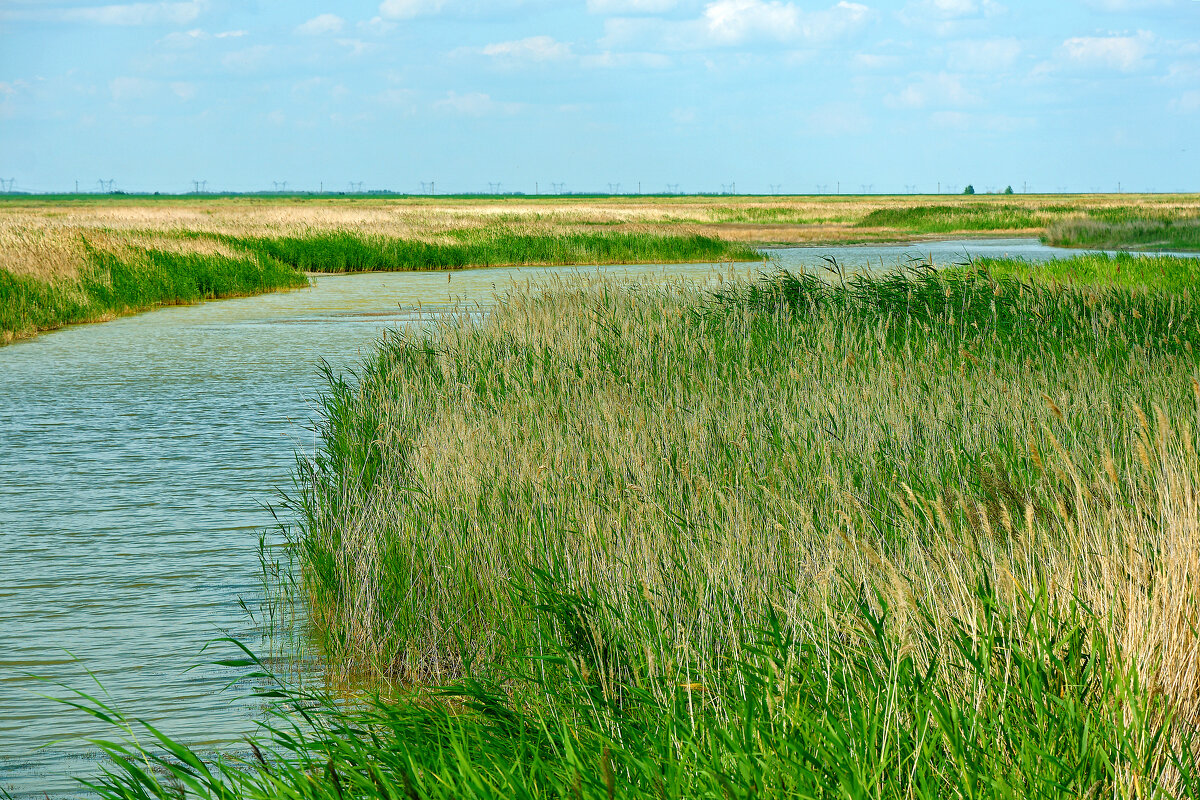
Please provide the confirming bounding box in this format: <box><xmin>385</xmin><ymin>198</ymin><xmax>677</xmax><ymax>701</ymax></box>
<box><xmin>97</xmin><ymin>178</ymin><xmax>115</xmax><ymax>193</ymax></box>
<box><xmin>607</xmin><ymin>182</ymin><xmax>621</xmax><ymax>194</ymax></box>
<box><xmin>488</xmin><ymin>182</ymin><xmax>502</xmax><ymax>194</ymax></box>
<box><xmin>420</xmin><ymin>181</ymin><xmax>436</xmax><ymax>195</ymax></box>
<box><xmin>348</xmin><ymin>181</ymin><xmax>364</xmax><ymax>193</ymax></box>
<box><xmin>0</xmin><ymin>178</ymin><xmax>15</xmax><ymax>192</ymax></box>
<box><xmin>550</xmin><ymin>182</ymin><xmax>566</xmax><ymax>194</ymax></box>
<box><xmin>666</xmin><ymin>183</ymin><xmax>680</xmax><ymax>194</ymax></box>
<box><xmin>768</xmin><ymin>183</ymin><xmax>781</xmax><ymax>194</ymax></box>
<box><xmin>191</xmin><ymin>179</ymin><xmax>208</xmax><ymax>193</ymax></box>
<box><xmin>272</xmin><ymin>181</ymin><xmax>288</xmax><ymax>192</ymax></box>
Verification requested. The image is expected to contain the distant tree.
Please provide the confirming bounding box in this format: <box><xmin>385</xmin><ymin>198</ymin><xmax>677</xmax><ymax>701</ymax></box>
<box><xmin>963</xmin><ymin>184</ymin><xmax>975</xmax><ymax>195</ymax></box>
<box><xmin>1003</xmin><ymin>185</ymin><xmax>1014</xmax><ymax>194</ymax></box>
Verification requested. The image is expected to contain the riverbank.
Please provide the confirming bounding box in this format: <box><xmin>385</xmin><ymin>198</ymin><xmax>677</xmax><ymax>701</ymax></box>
<box><xmin>75</xmin><ymin>251</ymin><xmax>1200</xmax><ymax>798</ymax></box>
<box><xmin>0</xmin><ymin>228</ymin><xmax>759</xmax><ymax>343</ymax></box>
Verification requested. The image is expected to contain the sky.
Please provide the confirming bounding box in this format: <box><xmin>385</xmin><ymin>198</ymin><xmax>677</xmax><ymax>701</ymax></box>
<box><xmin>0</xmin><ymin>0</ymin><xmax>1198</xmax><ymax>195</ymax></box>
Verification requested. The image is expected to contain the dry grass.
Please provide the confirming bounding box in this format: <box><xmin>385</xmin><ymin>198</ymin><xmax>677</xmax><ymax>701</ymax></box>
<box><xmin>4</xmin><ymin>194</ymin><xmax>1199</xmax><ymax>280</ymax></box>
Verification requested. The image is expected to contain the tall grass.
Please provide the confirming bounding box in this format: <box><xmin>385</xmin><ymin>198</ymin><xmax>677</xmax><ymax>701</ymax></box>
<box><xmin>1046</xmin><ymin>217</ymin><xmax>1200</xmax><ymax>252</ymax></box>
<box><xmin>854</xmin><ymin>203</ymin><xmax>1054</xmax><ymax>231</ymax></box>
<box><xmin>69</xmin><ymin>260</ymin><xmax>1200</xmax><ymax>798</ymax></box>
<box><xmin>0</xmin><ymin>241</ymin><xmax>307</xmax><ymax>343</ymax></box>
<box><xmin>974</xmin><ymin>251</ymin><xmax>1200</xmax><ymax>292</ymax></box>
<box><xmin>287</xmin><ymin>264</ymin><xmax>1200</xmax><ymax>676</ymax></box>
<box><xmin>224</xmin><ymin>230</ymin><xmax>760</xmax><ymax>273</ymax></box>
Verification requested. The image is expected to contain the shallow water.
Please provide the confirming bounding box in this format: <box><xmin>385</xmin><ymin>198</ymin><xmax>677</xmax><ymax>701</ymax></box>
<box><xmin>0</xmin><ymin>239</ymin><xmax>1186</xmax><ymax>796</ymax></box>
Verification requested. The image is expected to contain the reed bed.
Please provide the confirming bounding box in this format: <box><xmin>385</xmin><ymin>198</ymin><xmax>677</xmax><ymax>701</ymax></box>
<box><xmin>70</xmin><ymin>257</ymin><xmax>1200</xmax><ymax>798</ymax></box>
<box><xmin>976</xmin><ymin>251</ymin><xmax>1200</xmax><ymax>292</ymax></box>
<box><xmin>1046</xmin><ymin>217</ymin><xmax>1200</xmax><ymax>252</ymax></box>
<box><xmin>0</xmin><ymin>224</ymin><xmax>755</xmax><ymax>342</ymax></box>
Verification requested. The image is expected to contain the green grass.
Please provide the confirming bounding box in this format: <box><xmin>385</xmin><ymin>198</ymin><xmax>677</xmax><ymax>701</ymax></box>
<box><xmin>0</xmin><ymin>243</ymin><xmax>308</xmax><ymax>341</ymax></box>
<box><xmin>0</xmin><ymin>230</ymin><xmax>759</xmax><ymax>343</ymax></box>
<box><xmin>1045</xmin><ymin>217</ymin><xmax>1200</xmax><ymax>252</ymax></box>
<box><xmin>57</xmin><ymin>256</ymin><xmax>1200</xmax><ymax>797</ymax></box>
<box><xmin>223</xmin><ymin>230</ymin><xmax>761</xmax><ymax>273</ymax></box>
<box><xmin>69</xmin><ymin>575</ymin><xmax>1198</xmax><ymax>799</ymax></box>
<box><xmin>974</xmin><ymin>251</ymin><xmax>1200</xmax><ymax>292</ymax></box>
<box><xmin>854</xmin><ymin>203</ymin><xmax>1054</xmax><ymax>232</ymax></box>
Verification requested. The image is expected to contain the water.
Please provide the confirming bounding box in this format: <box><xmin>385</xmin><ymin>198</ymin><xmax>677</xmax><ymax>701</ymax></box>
<box><xmin>0</xmin><ymin>239</ymin><xmax>1184</xmax><ymax>796</ymax></box>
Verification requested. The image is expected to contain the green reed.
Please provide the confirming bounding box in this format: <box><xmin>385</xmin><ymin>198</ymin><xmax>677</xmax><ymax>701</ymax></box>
<box><xmin>0</xmin><ymin>243</ymin><xmax>307</xmax><ymax>342</ymax></box>
<box><xmin>1045</xmin><ymin>217</ymin><xmax>1200</xmax><ymax>252</ymax></box>
<box><xmin>53</xmin><ymin>256</ymin><xmax>1200</xmax><ymax>798</ymax></box>
<box><xmin>223</xmin><ymin>230</ymin><xmax>760</xmax><ymax>273</ymax></box>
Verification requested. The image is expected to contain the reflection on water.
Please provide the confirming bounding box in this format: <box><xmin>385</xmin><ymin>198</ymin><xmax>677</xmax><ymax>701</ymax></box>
<box><xmin>0</xmin><ymin>240</ymin><xmax>1184</xmax><ymax>796</ymax></box>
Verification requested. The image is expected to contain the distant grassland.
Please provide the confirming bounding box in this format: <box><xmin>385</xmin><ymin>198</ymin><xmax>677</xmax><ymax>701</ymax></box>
<box><xmin>2</xmin><ymin>192</ymin><xmax>1197</xmax><ymax>342</ymax></box>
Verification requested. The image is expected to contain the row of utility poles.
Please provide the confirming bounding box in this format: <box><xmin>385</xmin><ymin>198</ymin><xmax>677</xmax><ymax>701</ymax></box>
<box><xmin>0</xmin><ymin>180</ymin><xmax>1139</xmax><ymax>195</ymax></box>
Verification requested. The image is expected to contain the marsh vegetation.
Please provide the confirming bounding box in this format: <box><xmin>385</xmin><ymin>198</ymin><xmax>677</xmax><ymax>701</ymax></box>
<box><xmin>69</xmin><ymin>250</ymin><xmax>1200</xmax><ymax>798</ymax></box>
<box><xmin>4</xmin><ymin>193</ymin><xmax>1198</xmax><ymax>343</ymax></box>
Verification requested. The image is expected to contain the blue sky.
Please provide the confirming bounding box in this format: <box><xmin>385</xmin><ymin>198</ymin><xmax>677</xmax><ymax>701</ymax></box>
<box><xmin>0</xmin><ymin>0</ymin><xmax>1198</xmax><ymax>194</ymax></box>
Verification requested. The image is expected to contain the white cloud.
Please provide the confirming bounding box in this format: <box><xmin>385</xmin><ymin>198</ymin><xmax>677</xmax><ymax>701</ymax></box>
<box><xmin>897</xmin><ymin>0</ymin><xmax>1004</xmax><ymax>34</ymax></box>
<box><xmin>903</xmin><ymin>0</ymin><xmax>1002</xmax><ymax>19</ymax></box>
<box><xmin>481</xmin><ymin>36</ymin><xmax>572</xmax><ymax>62</ymax></box>
<box><xmin>378</xmin><ymin>0</ymin><xmax>446</xmax><ymax>19</ymax></box>
<box><xmin>159</xmin><ymin>27</ymin><xmax>245</xmax><ymax>46</ymax></box>
<box><xmin>1083</xmin><ymin>0</ymin><xmax>1176</xmax><ymax>10</ymax></box>
<box><xmin>885</xmin><ymin>72</ymin><xmax>979</xmax><ymax>109</ymax></box>
<box><xmin>1061</xmin><ymin>30</ymin><xmax>1152</xmax><ymax>71</ymax></box>
<box><xmin>45</xmin><ymin>1</ymin><xmax>209</xmax><ymax>25</ymax></box>
<box><xmin>947</xmin><ymin>37</ymin><xmax>1020</xmax><ymax>70</ymax></box>
<box><xmin>702</xmin><ymin>0</ymin><xmax>872</xmax><ymax>45</ymax></box>
<box><xmin>295</xmin><ymin>13</ymin><xmax>344</xmax><ymax>35</ymax></box>
<box><xmin>587</xmin><ymin>0</ymin><xmax>677</xmax><ymax>11</ymax></box>
<box><xmin>169</xmin><ymin>81</ymin><xmax>196</xmax><ymax>100</ymax></box>
<box><xmin>605</xmin><ymin>0</ymin><xmax>873</xmax><ymax>49</ymax></box>
<box><xmin>433</xmin><ymin>91</ymin><xmax>521</xmax><ymax>115</ymax></box>
<box><xmin>580</xmin><ymin>50</ymin><xmax>672</xmax><ymax>68</ymax></box>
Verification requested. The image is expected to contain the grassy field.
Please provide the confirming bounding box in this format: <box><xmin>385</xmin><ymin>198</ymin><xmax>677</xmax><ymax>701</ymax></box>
<box><xmin>3</xmin><ymin>193</ymin><xmax>1198</xmax><ymax>343</ymax></box>
<box><xmin>72</xmin><ymin>251</ymin><xmax>1200</xmax><ymax>798</ymax></box>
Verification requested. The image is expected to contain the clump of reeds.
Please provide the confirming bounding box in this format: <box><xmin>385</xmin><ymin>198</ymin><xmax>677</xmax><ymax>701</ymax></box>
<box><xmin>0</xmin><ymin>239</ymin><xmax>308</xmax><ymax>341</ymax></box>
<box><xmin>1046</xmin><ymin>216</ymin><xmax>1200</xmax><ymax>252</ymax></box>
<box><xmin>223</xmin><ymin>229</ymin><xmax>760</xmax><ymax>273</ymax></box>
<box><xmin>61</xmin><ymin>258</ymin><xmax>1200</xmax><ymax>797</ymax></box>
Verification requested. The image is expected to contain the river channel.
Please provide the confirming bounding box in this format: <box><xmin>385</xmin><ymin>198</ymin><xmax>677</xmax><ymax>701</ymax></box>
<box><xmin>0</xmin><ymin>239</ymin><xmax>1173</xmax><ymax>796</ymax></box>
